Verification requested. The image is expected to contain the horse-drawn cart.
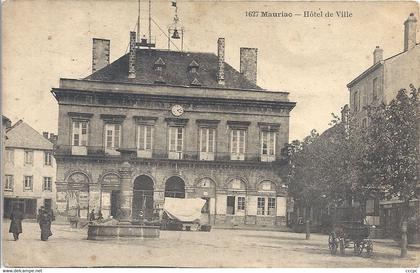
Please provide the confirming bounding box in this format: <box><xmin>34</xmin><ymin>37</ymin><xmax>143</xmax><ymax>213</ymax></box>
<box><xmin>328</xmin><ymin>221</ymin><xmax>373</xmax><ymax>257</ymax></box>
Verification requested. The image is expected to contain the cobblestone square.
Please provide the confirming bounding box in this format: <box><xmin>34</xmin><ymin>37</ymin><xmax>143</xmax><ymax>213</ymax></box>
<box><xmin>2</xmin><ymin>222</ymin><xmax>419</xmax><ymax>268</ymax></box>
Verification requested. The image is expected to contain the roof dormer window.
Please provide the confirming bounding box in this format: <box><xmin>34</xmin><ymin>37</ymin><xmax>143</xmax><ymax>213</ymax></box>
<box><xmin>154</xmin><ymin>57</ymin><xmax>166</xmax><ymax>72</ymax></box>
<box><xmin>188</xmin><ymin>60</ymin><xmax>199</xmax><ymax>73</ymax></box>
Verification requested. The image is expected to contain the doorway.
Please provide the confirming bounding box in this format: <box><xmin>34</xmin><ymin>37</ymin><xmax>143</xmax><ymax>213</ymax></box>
<box><xmin>110</xmin><ymin>190</ymin><xmax>120</xmax><ymax>218</ymax></box>
<box><xmin>227</xmin><ymin>196</ymin><xmax>235</xmax><ymax>215</ymax></box>
<box><xmin>132</xmin><ymin>175</ymin><xmax>154</xmax><ymax>220</ymax></box>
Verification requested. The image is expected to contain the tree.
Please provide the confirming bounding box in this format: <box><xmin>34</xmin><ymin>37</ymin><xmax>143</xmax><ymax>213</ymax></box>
<box><xmin>286</xmin><ymin>85</ymin><xmax>419</xmax><ymax>239</ymax></box>
<box><xmin>286</xmin><ymin>118</ymin><xmax>354</xmax><ymax>220</ymax></box>
<box><xmin>365</xmin><ymin>85</ymin><xmax>419</xmax><ymax>222</ymax></box>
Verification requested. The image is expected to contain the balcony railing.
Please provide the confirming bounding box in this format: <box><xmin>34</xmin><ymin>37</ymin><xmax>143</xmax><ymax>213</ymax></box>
<box><xmin>55</xmin><ymin>145</ymin><xmax>279</xmax><ymax>163</ymax></box>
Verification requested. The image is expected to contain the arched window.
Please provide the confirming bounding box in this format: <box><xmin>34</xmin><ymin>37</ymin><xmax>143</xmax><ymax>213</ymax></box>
<box><xmin>165</xmin><ymin>176</ymin><xmax>185</xmax><ymax>198</ymax></box>
<box><xmin>227</xmin><ymin>178</ymin><xmax>246</xmax><ymax>191</ymax></box>
<box><xmin>68</xmin><ymin>172</ymin><xmax>89</xmax><ymax>184</ymax></box>
<box><xmin>101</xmin><ymin>173</ymin><xmax>120</xmax><ymax>188</ymax></box>
<box><xmin>198</xmin><ymin>178</ymin><xmax>216</xmax><ymax>188</ymax></box>
<box><xmin>67</xmin><ymin>172</ymin><xmax>89</xmax><ymax>192</ymax></box>
<box><xmin>257</xmin><ymin>181</ymin><xmax>276</xmax><ymax>192</ymax></box>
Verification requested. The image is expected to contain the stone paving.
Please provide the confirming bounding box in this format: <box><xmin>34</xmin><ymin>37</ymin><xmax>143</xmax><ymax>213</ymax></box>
<box><xmin>2</xmin><ymin>221</ymin><xmax>419</xmax><ymax>268</ymax></box>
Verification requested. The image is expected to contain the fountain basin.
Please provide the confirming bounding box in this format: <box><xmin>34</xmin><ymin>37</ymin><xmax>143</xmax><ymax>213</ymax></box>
<box><xmin>87</xmin><ymin>224</ymin><xmax>160</xmax><ymax>240</ymax></box>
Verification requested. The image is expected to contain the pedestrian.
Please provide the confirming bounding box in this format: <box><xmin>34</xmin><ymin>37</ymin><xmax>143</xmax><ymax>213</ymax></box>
<box><xmin>38</xmin><ymin>207</ymin><xmax>53</xmax><ymax>241</ymax></box>
<box><xmin>89</xmin><ymin>209</ymin><xmax>95</xmax><ymax>221</ymax></box>
<box><xmin>97</xmin><ymin>210</ymin><xmax>103</xmax><ymax>222</ymax></box>
<box><xmin>9</xmin><ymin>206</ymin><xmax>23</xmax><ymax>241</ymax></box>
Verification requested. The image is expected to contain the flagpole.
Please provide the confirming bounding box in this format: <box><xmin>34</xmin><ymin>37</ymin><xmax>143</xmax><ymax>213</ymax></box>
<box><xmin>148</xmin><ymin>0</ymin><xmax>152</xmax><ymax>47</ymax></box>
<box><xmin>137</xmin><ymin>0</ymin><xmax>140</xmax><ymax>42</ymax></box>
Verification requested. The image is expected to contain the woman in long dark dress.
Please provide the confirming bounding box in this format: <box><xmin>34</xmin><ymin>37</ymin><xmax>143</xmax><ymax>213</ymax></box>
<box><xmin>9</xmin><ymin>208</ymin><xmax>23</xmax><ymax>240</ymax></box>
<box><xmin>38</xmin><ymin>208</ymin><xmax>53</xmax><ymax>241</ymax></box>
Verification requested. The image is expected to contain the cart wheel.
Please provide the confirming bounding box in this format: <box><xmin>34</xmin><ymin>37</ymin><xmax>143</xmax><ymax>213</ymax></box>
<box><xmin>339</xmin><ymin>238</ymin><xmax>345</xmax><ymax>256</ymax></box>
<box><xmin>366</xmin><ymin>240</ymin><xmax>373</xmax><ymax>258</ymax></box>
<box><xmin>354</xmin><ymin>242</ymin><xmax>363</xmax><ymax>256</ymax></box>
<box><xmin>328</xmin><ymin>233</ymin><xmax>338</xmax><ymax>255</ymax></box>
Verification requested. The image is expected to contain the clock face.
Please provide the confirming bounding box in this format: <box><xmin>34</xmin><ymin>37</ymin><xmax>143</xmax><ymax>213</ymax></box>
<box><xmin>171</xmin><ymin>105</ymin><xmax>184</xmax><ymax>116</ymax></box>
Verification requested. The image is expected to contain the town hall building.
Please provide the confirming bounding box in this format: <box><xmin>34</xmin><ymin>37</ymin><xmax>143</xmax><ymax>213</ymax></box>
<box><xmin>52</xmin><ymin>31</ymin><xmax>296</xmax><ymax>227</ymax></box>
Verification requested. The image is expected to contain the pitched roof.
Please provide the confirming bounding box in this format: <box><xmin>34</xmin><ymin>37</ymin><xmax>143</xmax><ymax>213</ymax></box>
<box><xmin>2</xmin><ymin>115</ymin><xmax>10</xmax><ymax>124</ymax></box>
<box><xmin>2</xmin><ymin>115</ymin><xmax>11</xmax><ymax>131</ymax></box>
<box><xmin>85</xmin><ymin>49</ymin><xmax>263</xmax><ymax>90</ymax></box>
<box><xmin>5</xmin><ymin>120</ymin><xmax>53</xmax><ymax>150</ymax></box>
<box><xmin>347</xmin><ymin>43</ymin><xmax>419</xmax><ymax>88</ymax></box>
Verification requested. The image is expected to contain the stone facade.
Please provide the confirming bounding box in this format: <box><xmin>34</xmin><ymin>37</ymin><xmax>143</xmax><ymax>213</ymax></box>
<box><xmin>347</xmin><ymin>13</ymin><xmax>420</xmax><ymax>241</ymax></box>
<box><xmin>347</xmin><ymin>13</ymin><xmax>420</xmax><ymax>125</ymax></box>
<box><xmin>3</xmin><ymin>121</ymin><xmax>56</xmax><ymax>219</ymax></box>
<box><xmin>52</xmin><ymin>35</ymin><xmax>295</xmax><ymax>228</ymax></box>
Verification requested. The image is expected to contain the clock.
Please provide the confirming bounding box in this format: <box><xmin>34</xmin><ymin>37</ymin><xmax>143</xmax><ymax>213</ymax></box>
<box><xmin>171</xmin><ymin>105</ymin><xmax>184</xmax><ymax>116</ymax></box>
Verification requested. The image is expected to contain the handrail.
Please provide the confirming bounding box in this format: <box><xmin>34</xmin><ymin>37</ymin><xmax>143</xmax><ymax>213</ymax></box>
<box><xmin>54</xmin><ymin>145</ymin><xmax>280</xmax><ymax>163</ymax></box>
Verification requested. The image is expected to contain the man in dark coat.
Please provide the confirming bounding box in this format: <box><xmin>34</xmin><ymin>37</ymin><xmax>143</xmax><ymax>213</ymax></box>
<box><xmin>9</xmin><ymin>207</ymin><xmax>23</xmax><ymax>240</ymax></box>
<box><xmin>89</xmin><ymin>209</ymin><xmax>95</xmax><ymax>221</ymax></box>
<box><xmin>97</xmin><ymin>210</ymin><xmax>103</xmax><ymax>222</ymax></box>
<box><xmin>38</xmin><ymin>207</ymin><xmax>53</xmax><ymax>241</ymax></box>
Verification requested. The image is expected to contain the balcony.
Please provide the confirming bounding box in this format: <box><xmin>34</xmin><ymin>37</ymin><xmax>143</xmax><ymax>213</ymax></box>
<box><xmin>168</xmin><ymin>151</ymin><xmax>183</xmax><ymax>160</ymax></box>
<box><xmin>71</xmin><ymin>146</ymin><xmax>87</xmax><ymax>156</ymax></box>
<box><xmin>199</xmin><ymin>152</ymin><xmax>214</xmax><ymax>161</ymax></box>
<box><xmin>137</xmin><ymin>150</ymin><xmax>152</xmax><ymax>158</ymax></box>
<box><xmin>230</xmin><ymin>153</ymin><xmax>245</xmax><ymax>161</ymax></box>
<box><xmin>54</xmin><ymin>145</ymin><xmax>280</xmax><ymax>163</ymax></box>
<box><xmin>260</xmin><ymin>154</ymin><xmax>276</xmax><ymax>162</ymax></box>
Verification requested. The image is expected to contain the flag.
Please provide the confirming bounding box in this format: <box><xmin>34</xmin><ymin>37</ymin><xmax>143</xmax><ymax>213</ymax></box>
<box><xmin>171</xmin><ymin>1</ymin><xmax>176</xmax><ymax>7</ymax></box>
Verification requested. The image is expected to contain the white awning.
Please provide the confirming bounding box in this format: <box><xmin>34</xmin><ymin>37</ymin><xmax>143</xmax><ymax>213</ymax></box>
<box><xmin>163</xmin><ymin>198</ymin><xmax>206</xmax><ymax>222</ymax></box>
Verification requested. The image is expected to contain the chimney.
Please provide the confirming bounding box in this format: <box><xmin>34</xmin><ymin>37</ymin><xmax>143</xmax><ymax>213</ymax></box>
<box><xmin>240</xmin><ymin>47</ymin><xmax>258</xmax><ymax>85</ymax></box>
<box><xmin>404</xmin><ymin>13</ymin><xmax>417</xmax><ymax>51</ymax></box>
<box><xmin>373</xmin><ymin>46</ymin><xmax>383</xmax><ymax>64</ymax></box>
<box><xmin>42</xmin><ymin>132</ymin><xmax>49</xmax><ymax>139</ymax></box>
<box><xmin>341</xmin><ymin>104</ymin><xmax>349</xmax><ymax>124</ymax></box>
<box><xmin>128</xmin><ymin>31</ymin><xmax>137</xmax><ymax>79</ymax></box>
<box><xmin>217</xmin><ymin>38</ymin><xmax>225</xmax><ymax>85</ymax></box>
<box><xmin>92</xmin><ymin>38</ymin><xmax>110</xmax><ymax>73</ymax></box>
<box><xmin>49</xmin><ymin>133</ymin><xmax>58</xmax><ymax>145</ymax></box>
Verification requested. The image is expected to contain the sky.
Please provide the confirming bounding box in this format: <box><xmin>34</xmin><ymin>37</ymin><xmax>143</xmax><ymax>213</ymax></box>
<box><xmin>2</xmin><ymin>0</ymin><xmax>419</xmax><ymax>141</ymax></box>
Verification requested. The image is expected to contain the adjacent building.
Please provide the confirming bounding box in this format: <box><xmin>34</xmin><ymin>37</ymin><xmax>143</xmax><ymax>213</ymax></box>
<box><xmin>347</xmin><ymin>13</ymin><xmax>420</xmax><ymax>126</ymax></box>
<box><xmin>3</xmin><ymin>120</ymin><xmax>57</xmax><ymax>219</ymax></box>
<box><xmin>347</xmin><ymin>13</ymin><xmax>420</xmax><ymax>241</ymax></box>
<box><xmin>52</xmin><ymin>33</ymin><xmax>296</xmax><ymax>227</ymax></box>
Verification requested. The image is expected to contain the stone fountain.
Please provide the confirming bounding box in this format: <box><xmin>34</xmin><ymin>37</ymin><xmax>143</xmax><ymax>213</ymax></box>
<box><xmin>87</xmin><ymin>149</ymin><xmax>160</xmax><ymax>240</ymax></box>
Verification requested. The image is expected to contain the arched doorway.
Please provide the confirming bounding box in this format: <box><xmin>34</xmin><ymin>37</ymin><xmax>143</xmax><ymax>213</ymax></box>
<box><xmin>132</xmin><ymin>175</ymin><xmax>154</xmax><ymax>221</ymax></box>
<box><xmin>195</xmin><ymin>178</ymin><xmax>216</xmax><ymax>224</ymax></box>
<box><xmin>226</xmin><ymin>178</ymin><xmax>247</xmax><ymax>217</ymax></box>
<box><xmin>100</xmin><ymin>173</ymin><xmax>120</xmax><ymax>219</ymax></box>
<box><xmin>67</xmin><ymin>172</ymin><xmax>90</xmax><ymax>220</ymax></box>
<box><xmin>165</xmin><ymin>176</ymin><xmax>185</xmax><ymax>198</ymax></box>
